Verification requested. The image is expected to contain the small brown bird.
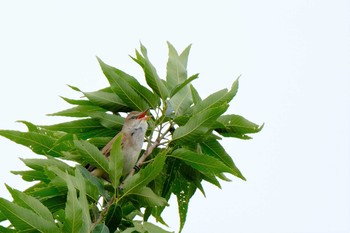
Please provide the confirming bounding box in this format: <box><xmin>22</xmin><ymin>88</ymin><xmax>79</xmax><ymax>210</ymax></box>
<box><xmin>88</xmin><ymin>109</ymin><xmax>150</xmax><ymax>177</ymax></box>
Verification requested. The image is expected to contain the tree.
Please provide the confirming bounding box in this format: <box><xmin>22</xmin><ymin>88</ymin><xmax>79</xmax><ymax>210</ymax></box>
<box><xmin>0</xmin><ymin>42</ymin><xmax>262</xmax><ymax>233</ymax></box>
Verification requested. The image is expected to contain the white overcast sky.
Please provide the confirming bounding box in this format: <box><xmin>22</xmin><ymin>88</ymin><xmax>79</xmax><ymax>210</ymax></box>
<box><xmin>1</xmin><ymin>1</ymin><xmax>350</xmax><ymax>233</ymax></box>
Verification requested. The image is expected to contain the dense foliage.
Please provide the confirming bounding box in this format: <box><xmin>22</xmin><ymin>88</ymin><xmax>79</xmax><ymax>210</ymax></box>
<box><xmin>0</xmin><ymin>42</ymin><xmax>262</xmax><ymax>232</ymax></box>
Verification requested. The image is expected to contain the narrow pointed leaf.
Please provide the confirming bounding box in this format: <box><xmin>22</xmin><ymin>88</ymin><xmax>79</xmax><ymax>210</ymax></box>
<box><xmin>190</xmin><ymin>84</ymin><xmax>202</xmax><ymax>105</ymax></box>
<box><xmin>166</xmin><ymin>42</ymin><xmax>191</xmax><ymax>88</ymax></box>
<box><xmin>74</xmin><ymin>140</ymin><xmax>109</xmax><ymax>173</ymax></box>
<box><xmin>0</xmin><ymin>198</ymin><xmax>60</xmax><ymax>232</ymax></box>
<box><xmin>190</xmin><ymin>78</ymin><xmax>239</xmax><ymax>115</ymax></box>
<box><xmin>130</xmin><ymin>186</ymin><xmax>168</xmax><ymax>207</ymax></box>
<box><xmin>201</xmin><ymin>138</ymin><xmax>246</xmax><ymax>180</ymax></box>
<box><xmin>170</xmin><ymin>148</ymin><xmax>234</xmax><ymax>175</ymax></box>
<box><xmin>0</xmin><ymin>130</ymin><xmax>68</xmax><ymax>157</ymax></box>
<box><xmin>97</xmin><ymin>57</ymin><xmax>150</xmax><ymax>111</ymax></box>
<box><xmin>136</xmin><ymin>44</ymin><xmax>169</xmax><ymax>99</ymax></box>
<box><xmin>74</xmin><ymin>169</ymin><xmax>92</xmax><ymax>231</ymax></box>
<box><xmin>170</xmin><ymin>73</ymin><xmax>199</xmax><ymax>97</ymax></box>
<box><xmin>6</xmin><ymin>185</ymin><xmax>54</xmax><ymax>222</ymax></box>
<box><xmin>20</xmin><ymin>157</ymin><xmax>74</xmax><ymax>174</ymax></box>
<box><xmin>63</xmin><ymin>172</ymin><xmax>83</xmax><ymax>233</ymax></box>
<box><xmin>84</xmin><ymin>90</ymin><xmax>132</xmax><ymax>112</ymax></box>
<box><xmin>172</xmin><ymin>104</ymin><xmax>228</xmax><ymax>143</ymax></box>
<box><xmin>60</xmin><ymin>96</ymin><xmax>91</xmax><ymax>106</ymax></box>
<box><xmin>12</xmin><ymin>170</ymin><xmax>49</xmax><ymax>182</ymax></box>
<box><xmin>215</xmin><ymin>114</ymin><xmax>263</xmax><ymax>138</ymax></box>
<box><xmin>122</xmin><ymin>153</ymin><xmax>166</xmax><ymax>196</ymax></box>
<box><xmin>48</xmin><ymin>105</ymin><xmax>106</xmax><ymax>117</ymax></box>
<box><xmin>173</xmin><ymin>173</ymin><xmax>196</xmax><ymax>233</ymax></box>
<box><xmin>109</xmin><ymin>134</ymin><xmax>123</xmax><ymax>190</ymax></box>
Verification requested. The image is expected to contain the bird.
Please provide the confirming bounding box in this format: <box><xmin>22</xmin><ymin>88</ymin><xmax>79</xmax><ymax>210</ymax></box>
<box><xmin>87</xmin><ymin>109</ymin><xmax>150</xmax><ymax>178</ymax></box>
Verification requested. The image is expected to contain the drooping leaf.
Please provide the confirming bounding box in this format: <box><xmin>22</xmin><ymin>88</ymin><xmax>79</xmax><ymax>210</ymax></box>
<box><xmin>109</xmin><ymin>134</ymin><xmax>124</xmax><ymax>190</ymax></box>
<box><xmin>169</xmin><ymin>148</ymin><xmax>235</xmax><ymax>175</ymax></box>
<box><xmin>6</xmin><ymin>184</ymin><xmax>54</xmax><ymax>222</ymax></box>
<box><xmin>172</xmin><ymin>104</ymin><xmax>228</xmax><ymax>143</ymax></box>
<box><xmin>130</xmin><ymin>186</ymin><xmax>168</xmax><ymax>207</ymax></box>
<box><xmin>0</xmin><ymin>198</ymin><xmax>60</xmax><ymax>233</ymax></box>
<box><xmin>201</xmin><ymin>138</ymin><xmax>246</xmax><ymax>180</ymax></box>
<box><xmin>215</xmin><ymin>114</ymin><xmax>263</xmax><ymax>139</ymax></box>
<box><xmin>97</xmin><ymin>57</ymin><xmax>150</xmax><ymax>111</ymax></box>
<box><xmin>172</xmin><ymin>172</ymin><xmax>196</xmax><ymax>233</ymax></box>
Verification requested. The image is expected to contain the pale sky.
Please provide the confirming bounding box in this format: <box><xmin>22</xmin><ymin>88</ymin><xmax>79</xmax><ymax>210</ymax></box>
<box><xmin>0</xmin><ymin>1</ymin><xmax>349</xmax><ymax>233</ymax></box>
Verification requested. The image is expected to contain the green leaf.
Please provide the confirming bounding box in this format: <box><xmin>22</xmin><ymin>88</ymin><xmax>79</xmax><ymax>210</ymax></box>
<box><xmin>74</xmin><ymin>169</ymin><xmax>92</xmax><ymax>232</ymax></box>
<box><xmin>60</xmin><ymin>96</ymin><xmax>92</xmax><ymax>106</ymax></box>
<box><xmin>42</xmin><ymin>118</ymin><xmax>105</xmax><ymax>134</ymax></box>
<box><xmin>19</xmin><ymin>157</ymin><xmax>74</xmax><ymax>174</ymax></box>
<box><xmin>88</xmin><ymin>112</ymin><xmax>124</xmax><ymax>129</ymax></box>
<box><xmin>6</xmin><ymin>185</ymin><xmax>54</xmax><ymax>223</ymax></box>
<box><xmin>169</xmin><ymin>148</ymin><xmax>234</xmax><ymax>175</ymax></box>
<box><xmin>165</xmin><ymin>42</ymin><xmax>194</xmax><ymax>115</ymax></box>
<box><xmin>122</xmin><ymin>153</ymin><xmax>166</xmax><ymax>197</ymax></box>
<box><xmin>201</xmin><ymin>138</ymin><xmax>246</xmax><ymax>180</ymax></box>
<box><xmin>142</xmin><ymin>222</ymin><xmax>174</xmax><ymax>233</ymax></box>
<box><xmin>121</xmin><ymin>221</ymin><xmax>173</xmax><ymax>233</ymax></box>
<box><xmin>48</xmin><ymin>105</ymin><xmax>106</xmax><ymax>117</ymax></box>
<box><xmin>134</xmin><ymin>43</ymin><xmax>169</xmax><ymax>99</ymax></box>
<box><xmin>190</xmin><ymin>78</ymin><xmax>239</xmax><ymax>115</ymax></box>
<box><xmin>105</xmin><ymin>204</ymin><xmax>122</xmax><ymax>233</ymax></box>
<box><xmin>166</xmin><ymin>42</ymin><xmax>191</xmax><ymax>88</ymax></box>
<box><xmin>77</xmin><ymin>166</ymin><xmax>109</xmax><ymax>199</ymax></box>
<box><xmin>84</xmin><ymin>89</ymin><xmax>132</xmax><ymax>112</ymax></box>
<box><xmin>92</xmin><ymin>224</ymin><xmax>110</xmax><ymax>233</ymax></box>
<box><xmin>0</xmin><ymin>198</ymin><xmax>60</xmax><ymax>233</ymax></box>
<box><xmin>62</xmin><ymin>172</ymin><xmax>83</xmax><ymax>233</ymax></box>
<box><xmin>173</xmin><ymin>173</ymin><xmax>196</xmax><ymax>233</ymax></box>
<box><xmin>74</xmin><ymin>140</ymin><xmax>109</xmax><ymax>173</ymax></box>
<box><xmin>109</xmin><ymin>134</ymin><xmax>124</xmax><ymax>190</ymax></box>
<box><xmin>97</xmin><ymin>57</ymin><xmax>150</xmax><ymax>111</ymax></box>
<box><xmin>215</xmin><ymin>114</ymin><xmax>263</xmax><ymax>138</ymax></box>
<box><xmin>12</xmin><ymin>170</ymin><xmax>50</xmax><ymax>183</ymax></box>
<box><xmin>130</xmin><ymin>186</ymin><xmax>168</xmax><ymax>207</ymax></box>
<box><xmin>190</xmin><ymin>84</ymin><xmax>202</xmax><ymax>105</ymax></box>
<box><xmin>0</xmin><ymin>225</ymin><xmax>16</xmax><ymax>232</ymax></box>
<box><xmin>0</xmin><ymin>130</ymin><xmax>69</xmax><ymax>157</ymax></box>
<box><xmin>169</xmin><ymin>73</ymin><xmax>199</xmax><ymax>97</ymax></box>
<box><xmin>172</xmin><ymin>104</ymin><xmax>228</xmax><ymax>143</ymax></box>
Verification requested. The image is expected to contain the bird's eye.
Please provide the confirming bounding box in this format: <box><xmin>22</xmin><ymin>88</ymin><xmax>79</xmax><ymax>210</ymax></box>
<box><xmin>131</xmin><ymin>115</ymin><xmax>137</xmax><ymax>119</ymax></box>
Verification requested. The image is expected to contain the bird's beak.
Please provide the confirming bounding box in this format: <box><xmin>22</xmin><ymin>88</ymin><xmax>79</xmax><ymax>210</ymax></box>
<box><xmin>137</xmin><ymin>109</ymin><xmax>150</xmax><ymax>120</ymax></box>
